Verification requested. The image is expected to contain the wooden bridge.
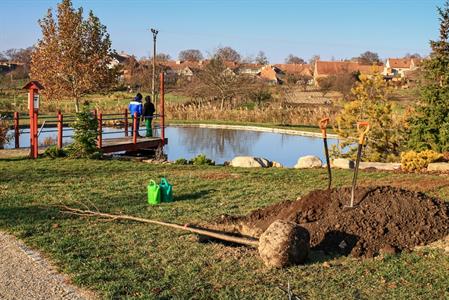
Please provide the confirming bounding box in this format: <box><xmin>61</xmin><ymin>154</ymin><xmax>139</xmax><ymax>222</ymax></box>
<box><xmin>9</xmin><ymin>108</ymin><xmax>167</xmax><ymax>156</ymax></box>
<box><xmin>9</xmin><ymin>75</ymin><xmax>167</xmax><ymax>158</ymax></box>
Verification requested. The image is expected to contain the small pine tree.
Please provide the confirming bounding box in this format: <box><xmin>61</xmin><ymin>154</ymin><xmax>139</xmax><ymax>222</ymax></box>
<box><xmin>65</xmin><ymin>103</ymin><xmax>100</xmax><ymax>158</ymax></box>
<box><xmin>407</xmin><ymin>1</ymin><xmax>449</xmax><ymax>152</ymax></box>
<box><xmin>333</xmin><ymin>73</ymin><xmax>406</xmax><ymax>162</ymax></box>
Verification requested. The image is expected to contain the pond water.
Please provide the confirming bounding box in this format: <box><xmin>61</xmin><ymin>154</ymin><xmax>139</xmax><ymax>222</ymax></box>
<box><xmin>5</xmin><ymin>126</ymin><xmax>339</xmax><ymax>167</ymax></box>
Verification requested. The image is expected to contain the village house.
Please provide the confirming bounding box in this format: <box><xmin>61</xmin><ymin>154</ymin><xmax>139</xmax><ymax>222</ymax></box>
<box><xmin>314</xmin><ymin>61</ymin><xmax>384</xmax><ymax>84</ymax></box>
<box><xmin>384</xmin><ymin>58</ymin><xmax>421</xmax><ymax>78</ymax></box>
<box><xmin>238</xmin><ymin>63</ymin><xmax>263</xmax><ymax>75</ymax></box>
<box><xmin>275</xmin><ymin>64</ymin><xmax>313</xmax><ymax>77</ymax></box>
<box><xmin>160</xmin><ymin>60</ymin><xmax>201</xmax><ymax>82</ymax></box>
<box><xmin>257</xmin><ymin>65</ymin><xmax>284</xmax><ymax>84</ymax></box>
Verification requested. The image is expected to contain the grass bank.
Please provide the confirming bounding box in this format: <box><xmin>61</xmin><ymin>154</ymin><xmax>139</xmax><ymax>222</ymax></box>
<box><xmin>0</xmin><ymin>159</ymin><xmax>448</xmax><ymax>299</ymax></box>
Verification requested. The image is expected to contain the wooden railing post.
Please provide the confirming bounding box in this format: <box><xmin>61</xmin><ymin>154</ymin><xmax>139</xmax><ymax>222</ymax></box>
<box><xmin>14</xmin><ymin>112</ymin><xmax>19</xmax><ymax>148</ymax></box>
<box><xmin>160</xmin><ymin>72</ymin><xmax>165</xmax><ymax>145</ymax></box>
<box><xmin>97</xmin><ymin>112</ymin><xmax>103</xmax><ymax>148</ymax></box>
<box><xmin>57</xmin><ymin>110</ymin><xmax>63</xmax><ymax>149</ymax></box>
<box><xmin>133</xmin><ymin>112</ymin><xmax>137</xmax><ymax>144</ymax></box>
<box><xmin>124</xmin><ymin>108</ymin><xmax>128</xmax><ymax>137</ymax></box>
<box><xmin>33</xmin><ymin>111</ymin><xmax>38</xmax><ymax>159</ymax></box>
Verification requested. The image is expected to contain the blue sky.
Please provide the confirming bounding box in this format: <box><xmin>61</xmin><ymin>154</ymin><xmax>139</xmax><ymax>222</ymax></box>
<box><xmin>0</xmin><ymin>0</ymin><xmax>444</xmax><ymax>63</ymax></box>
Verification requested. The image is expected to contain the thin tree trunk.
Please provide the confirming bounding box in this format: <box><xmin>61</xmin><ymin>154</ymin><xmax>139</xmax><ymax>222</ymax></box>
<box><xmin>75</xmin><ymin>98</ymin><xmax>80</xmax><ymax>113</ymax></box>
<box><xmin>60</xmin><ymin>206</ymin><xmax>259</xmax><ymax>247</ymax></box>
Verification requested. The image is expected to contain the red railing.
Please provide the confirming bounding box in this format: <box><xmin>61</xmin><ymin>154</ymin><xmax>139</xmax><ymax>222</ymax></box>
<box><xmin>7</xmin><ymin>73</ymin><xmax>167</xmax><ymax>158</ymax></box>
<box><xmin>9</xmin><ymin>107</ymin><xmax>166</xmax><ymax>153</ymax></box>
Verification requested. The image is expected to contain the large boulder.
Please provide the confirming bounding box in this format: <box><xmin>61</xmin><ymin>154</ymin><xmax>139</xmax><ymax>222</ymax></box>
<box><xmin>258</xmin><ymin>220</ymin><xmax>310</xmax><ymax>268</ymax></box>
<box><xmin>294</xmin><ymin>155</ymin><xmax>322</xmax><ymax>169</ymax></box>
<box><xmin>331</xmin><ymin>158</ymin><xmax>354</xmax><ymax>169</ymax></box>
<box><xmin>428</xmin><ymin>163</ymin><xmax>449</xmax><ymax>172</ymax></box>
<box><xmin>230</xmin><ymin>156</ymin><xmax>271</xmax><ymax>168</ymax></box>
<box><xmin>271</xmin><ymin>161</ymin><xmax>284</xmax><ymax>168</ymax></box>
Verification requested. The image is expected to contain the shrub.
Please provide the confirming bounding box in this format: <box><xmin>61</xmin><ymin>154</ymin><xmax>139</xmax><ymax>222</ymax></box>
<box><xmin>0</xmin><ymin>117</ymin><xmax>10</xmax><ymax>149</ymax></box>
<box><xmin>190</xmin><ymin>154</ymin><xmax>215</xmax><ymax>166</ymax></box>
<box><xmin>174</xmin><ymin>158</ymin><xmax>189</xmax><ymax>165</ymax></box>
<box><xmin>65</xmin><ymin>103</ymin><xmax>102</xmax><ymax>158</ymax></box>
<box><xmin>44</xmin><ymin>145</ymin><xmax>67</xmax><ymax>158</ymax></box>
<box><xmin>332</xmin><ymin>74</ymin><xmax>406</xmax><ymax>162</ymax></box>
<box><xmin>400</xmin><ymin>150</ymin><xmax>443</xmax><ymax>172</ymax></box>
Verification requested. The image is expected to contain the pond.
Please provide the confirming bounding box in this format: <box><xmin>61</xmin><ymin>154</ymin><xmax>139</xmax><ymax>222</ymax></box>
<box><xmin>5</xmin><ymin>126</ymin><xmax>339</xmax><ymax>167</ymax></box>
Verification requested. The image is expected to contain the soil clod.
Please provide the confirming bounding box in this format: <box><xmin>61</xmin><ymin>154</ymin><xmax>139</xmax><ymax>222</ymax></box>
<box><xmin>217</xmin><ymin>186</ymin><xmax>449</xmax><ymax>258</ymax></box>
<box><xmin>258</xmin><ymin>220</ymin><xmax>310</xmax><ymax>268</ymax></box>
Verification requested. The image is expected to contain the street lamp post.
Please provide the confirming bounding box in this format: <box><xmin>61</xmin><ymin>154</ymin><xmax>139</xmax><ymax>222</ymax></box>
<box><xmin>151</xmin><ymin>28</ymin><xmax>158</xmax><ymax>110</ymax></box>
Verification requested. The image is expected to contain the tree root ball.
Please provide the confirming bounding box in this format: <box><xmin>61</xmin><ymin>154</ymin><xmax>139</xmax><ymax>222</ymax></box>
<box><xmin>258</xmin><ymin>220</ymin><xmax>310</xmax><ymax>268</ymax></box>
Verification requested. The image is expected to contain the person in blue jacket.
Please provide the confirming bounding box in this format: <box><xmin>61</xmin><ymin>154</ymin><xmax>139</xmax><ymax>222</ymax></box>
<box><xmin>129</xmin><ymin>93</ymin><xmax>143</xmax><ymax>137</ymax></box>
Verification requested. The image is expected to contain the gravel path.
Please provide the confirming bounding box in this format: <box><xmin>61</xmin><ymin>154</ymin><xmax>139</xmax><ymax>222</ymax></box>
<box><xmin>0</xmin><ymin>232</ymin><xmax>96</xmax><ymax>300</ymax></box>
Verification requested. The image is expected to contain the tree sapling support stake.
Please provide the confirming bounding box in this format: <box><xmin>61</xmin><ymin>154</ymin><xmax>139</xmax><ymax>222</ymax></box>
<box><xmin>349</xmin><ymin>121</ymin><xmax>370</xmax><ymax>208</ymax></box>
<box><xmin>319</xmin><ymin>117</ymin><xmax>332</xmax><ymax>190</ymax></box>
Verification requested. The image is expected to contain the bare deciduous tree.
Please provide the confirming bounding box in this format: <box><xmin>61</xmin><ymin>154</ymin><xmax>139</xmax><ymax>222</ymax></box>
<box><xmin>153</xmin><ymin>53</ymin><xmax>171</xmax><ymax>61</ymax></box>
<box><xmin>214</xmin><ymin>46</ymin><xmax>241</xmax><ymax>62</ymax></box>
<box><xmin>308</xmin><ymin>55</ymin><xmax>320</xmax><ymax>69</ymax></box>
<box><xmin>317</xmin><ymin>76</ymin><xmax>335</xmax><ymax>97</ymax></box>
<box><xmin>285</xmin><ymin>54</ymin><xmax>305</xmax><ymax>64</ymax></box>
<box><xmin>178</xmin><ymin>49</ymin><xmax>203</xmax><ymax>61</ymax></box>
<box><xmin>195</xmin><ymin>57</ymin><xmax>246</xmax><ymax>109</ymax></box>
<box><xmin>357</xmin><ymin>51</ymin><xmax>381</xmax><ymax>65</ymax></box>
<box><xmin>255</xmin><ymin>51</ymin><xmax>269</xmax><ymax>65</ymax></box>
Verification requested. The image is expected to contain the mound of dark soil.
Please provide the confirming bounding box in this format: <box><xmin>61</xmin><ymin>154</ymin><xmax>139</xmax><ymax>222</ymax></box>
<box><xmin>216</xmin><ymin>186</ymin><xmax>449</xmax><ymax>258</ymax></box>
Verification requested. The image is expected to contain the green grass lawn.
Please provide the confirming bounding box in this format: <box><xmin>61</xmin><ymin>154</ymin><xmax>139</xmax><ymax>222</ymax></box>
<box><xmin>1</xmin><ymin>159</ymin><xmax>448</xmax><ymax>299</ymax></box>
<box><xmin>0</xmin><ymin>90</ymin><xmax>187</xmax><ymax>115</ymax></box>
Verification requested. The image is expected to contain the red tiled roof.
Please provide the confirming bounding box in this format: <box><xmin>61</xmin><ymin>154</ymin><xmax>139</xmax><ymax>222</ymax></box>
<box><xmin>315</xmin><ymin>61</ymin><xmax>383</xmax><ymax>76</ymax></box>
<box><xmin>388</xmin><ymin>58</ymin><xmax>412</xmax><ymax>69</ymax></box>
<box><xmin>275</xmin><ymin>64</ymin><xmax>313</xmax><ymax>76</ymax></box>
<box><xmin>258</xmin><ymin>66</ymin><xmax>282</xmax><ymax>83</ymax></box>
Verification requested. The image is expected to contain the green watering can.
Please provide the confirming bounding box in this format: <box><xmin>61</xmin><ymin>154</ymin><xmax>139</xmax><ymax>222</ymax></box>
<box><xmin>159</xmin><ymin>177</ymin><xmax>173</xmax><ymax>203</ymax></box>
<box><xmin>147</xmin><ymin>180</ymin><xmax>161</xmax><ymax>205</ymax></box>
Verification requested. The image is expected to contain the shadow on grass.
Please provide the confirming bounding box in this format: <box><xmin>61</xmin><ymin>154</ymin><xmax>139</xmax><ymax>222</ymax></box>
<box><xmin>0</xmin><ymin>205</ymin><xmax>66</xmax><ymax>237</ymax></box>
<box><xmin>174</xmin><ymin>189</ymin><xmax>214</xmax><ymax>202</ymax></box>
<box><xmin>307</xmin><ymin>230</ymin><xmax>360</xmax><ymax>264</ymax></box>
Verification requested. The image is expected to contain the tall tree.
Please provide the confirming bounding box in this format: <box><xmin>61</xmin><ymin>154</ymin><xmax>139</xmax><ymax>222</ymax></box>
<box><xmin>254</xmin><ymin>51</ymin><xmax>269</xmax><ymax>65</ymax></box>
<box><xmin>196</xmin><ymin>57</ymin><xmax>244</xmax><ymax>110</ymax></box>
<box><xmin>404</xmin><ymin>53</ymin><xmax>422</xmax><ymax>59</ymax></box>
<box><xmin>285</xmin><ymin>54</ymin><xmax>305</xmax><ymax>64</ymax></box>
<box><xmin>407</xmin><ymin>1</ymin><xmax>449</xmax><ymax>151</ymax></box>
<box><xmin>308</xmin><ymin>54</ymin><xmax>320</xmax><ymax>68</ymax></box>
<box><xmin>357</xmin><ymin>51</ymin><xmax>381</xmax><ymax>65</ymax></box>
<box><xmin>178</xmin><ymin>49</ymin><xmax>203</xmax><ymax>61</ymax></box>
<box><xmin>214</xmin><ymin>46</ymin><xmax>241</xmax><ymax>62</ymax></box>
<box><xmin>154</xmin><ymin>53</ymin><xmax>171</xmax><ymax>61</ymax></box>
<box><xmin>31</xmin><ymin>0</ymin><xmax>116</xmax><ymax>112</ymax></box>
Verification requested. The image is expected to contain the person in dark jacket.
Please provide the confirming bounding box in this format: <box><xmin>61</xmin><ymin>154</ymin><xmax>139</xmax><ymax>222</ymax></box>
<box><xmin>129</xmin><ymin>93</ymin><xmax>143</xmax><ymax>137</ymax></box>
<box><xmin>142</xmin><ymin>95</ymin><xmax>156</xmax><ymax>137</ymax></box>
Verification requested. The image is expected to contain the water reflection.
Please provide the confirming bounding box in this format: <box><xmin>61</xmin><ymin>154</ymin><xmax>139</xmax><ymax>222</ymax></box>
<box><xmin>177</xmin><ymin>127</ymin><xmax>261</xmax><ymax>157</ymax></box>
<box><xmin>6</xmin><ymin>126</ymin><xmax>338</xmax><ymax>167</ymax></box>
<box><xmin>164</xmin><ymin>127</ymin><xmax>338</xmax><ymax>166</ymax></box>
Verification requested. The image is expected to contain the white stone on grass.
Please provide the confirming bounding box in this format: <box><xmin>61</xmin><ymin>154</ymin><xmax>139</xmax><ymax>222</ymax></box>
<box><xmin>331</xmin><ymin>158</ymin><xmax>354</xmax><ymax>169</ymax></box>
<box><xmin>359</xmin><ymin>162</ymin><xmax>401</xmax><ymax>171</ymax></box>
<box><xmin>427</xmin><ymin>163</ymin><xmax>449</xmax><ymax>172</ymax></box>
<box><xmin>294</xmin><ymin>155</ymin><xmax>322</xmax><ymax>169</ymax></box>
<box><xmin>230</xmin><ymin>156</ymin><xmax>271</xmax><ymax>168</ymax></box>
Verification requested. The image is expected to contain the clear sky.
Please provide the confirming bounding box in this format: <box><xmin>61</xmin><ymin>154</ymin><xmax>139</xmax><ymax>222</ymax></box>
<box><xmin>0</xmin><ymin>0</ymin><xmax>444</xmax><ymax>63</ymax></box>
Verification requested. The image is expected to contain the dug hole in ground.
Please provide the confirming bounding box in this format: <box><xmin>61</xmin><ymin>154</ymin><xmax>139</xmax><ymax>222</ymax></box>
<box><xmin>210</xmin><ymin>186</ymin><xmax>449</xmax><ymax>262</ymax></box>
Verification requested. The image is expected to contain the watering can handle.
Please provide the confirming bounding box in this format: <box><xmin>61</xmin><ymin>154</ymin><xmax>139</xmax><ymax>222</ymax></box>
<box><xmin>319</xmin><ymin>117</ymin><xmax>329</xmax><ymax>138</ymax></box>
<box><xmin>357</xmin><ymin>121</ymin><xmax>370</xmax><ymax>145</ymax></box>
